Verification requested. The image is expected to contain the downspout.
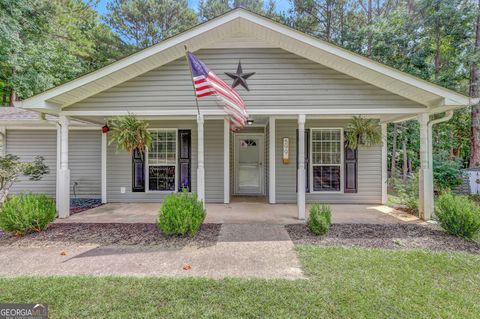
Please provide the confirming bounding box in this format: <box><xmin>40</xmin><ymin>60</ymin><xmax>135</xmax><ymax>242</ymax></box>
<box><xmin>426</xmin><ymin>110</ymin><xmax>454</xmax><ymax>218</ymax></box>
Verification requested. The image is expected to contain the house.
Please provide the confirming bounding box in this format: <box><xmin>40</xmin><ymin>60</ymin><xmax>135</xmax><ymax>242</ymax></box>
<box><xmin>2</xmin><ymin>9</ymin><xmax>475</xmax><ymax>221</ymax></box>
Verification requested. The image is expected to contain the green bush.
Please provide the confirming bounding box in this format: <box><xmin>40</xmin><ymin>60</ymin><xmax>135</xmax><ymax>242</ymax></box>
<box><xmin>307</xmin><ymin>204</ymin><xmax>332</xmax><ymax>235</ymax></box>
<box><xmin>435</xmin><ymin>192</ymin><xmax>480</xmax><ymax>240</ymax></box>
<box><xmin>157</xmin><ymin>189</ymin><xmax>205</xmax><ymax>236</ymax></box>
<box><xmin>433</xmin><ymin>151</ymin><xmax>464</xmax><ymax>191</ymax></box>
<box><xmin>391</xmin><ymin>174</ymin><xmax>419</xmax><ymax>213</ymax></box>
<box><xmin>0</xmin><ymin>193</ymin><xmax>56</xmax><ymax>236</ymax></box>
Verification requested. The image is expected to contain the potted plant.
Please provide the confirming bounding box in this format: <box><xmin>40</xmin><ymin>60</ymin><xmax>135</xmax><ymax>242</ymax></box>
<box><xmin>345</xmin><ymin>116</ymin><xmax>382</xmax><ymax>149</ymax></box>
<box><xmin>108</xmin><ymin>113</ymin><xmax>152</xmax><ymax>154</ymax></box>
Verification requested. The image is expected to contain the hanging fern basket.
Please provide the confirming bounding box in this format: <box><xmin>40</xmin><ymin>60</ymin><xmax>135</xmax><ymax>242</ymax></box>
<box><xmin>345</xmin><ymin>116</ymin><xmax>383</xmax><ymax>149</ymax></box>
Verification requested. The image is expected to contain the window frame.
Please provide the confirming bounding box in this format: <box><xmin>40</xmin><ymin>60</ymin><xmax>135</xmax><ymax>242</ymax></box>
<box><xmin>145</xmin><ymin>128</ymin><xmax>178</xmax><ymax>193</ymax></box>
<box><xmin>309</xmin><ymin>127</ymin><xmax>344</xmax><ymax>193</ymax></box>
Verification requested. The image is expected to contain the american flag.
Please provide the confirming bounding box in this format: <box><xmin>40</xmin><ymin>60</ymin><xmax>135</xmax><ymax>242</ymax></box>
<box><xmin>187</xmin><ymin>52</ymin><xmax>248</xmax><ymax>131</ymax></box>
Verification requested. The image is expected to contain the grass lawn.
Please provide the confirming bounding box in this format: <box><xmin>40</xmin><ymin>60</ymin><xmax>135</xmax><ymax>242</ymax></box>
<box><xmin>0</xmin><ymin>246</ymin><xmax>479</xmax><ymax>318</ymax></box>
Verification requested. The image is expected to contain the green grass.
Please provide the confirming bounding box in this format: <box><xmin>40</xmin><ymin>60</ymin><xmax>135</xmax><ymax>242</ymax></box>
<box><xmin>0</xmin><ymin>246</ymin><xmax>479</xmax><ymax>318</ymax></box>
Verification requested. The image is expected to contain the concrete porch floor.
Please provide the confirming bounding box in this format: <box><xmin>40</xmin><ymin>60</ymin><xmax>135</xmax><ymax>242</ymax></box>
<box><xmin>56</xmin><ymin>202</ymin><xmax>420</xmax><ymax>224</ymax></box>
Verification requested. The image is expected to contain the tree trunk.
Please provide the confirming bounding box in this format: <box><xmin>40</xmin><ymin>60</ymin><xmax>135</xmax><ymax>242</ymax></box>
<box><xmin>391</xmin><ymin>123</ymin><xmax>398</xmax><ymax>177</ymax></box>
<box><xmin>470</xmin><ymin>0</ymin><xmax>480</xmax><ymax>168</ymax></box>
<box><xmin>9</xmin><ymin>89</ymin><xmax>16</xmax><ymax>106</ymax></box>
<box><xmin>402</xmin><ymin>139</ymin><xmax>408</xmax><ymax>182</ymax></box>
<box><xmin>367</xmin><ymin>0</ymin><xmax>373</xmax><ymax>56</ymax></box>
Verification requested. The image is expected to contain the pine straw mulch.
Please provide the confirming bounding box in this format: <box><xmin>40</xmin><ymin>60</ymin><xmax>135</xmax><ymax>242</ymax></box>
<box><xmin>286</xmin><ymin>223</ymin><xmax>480</xmax><ymax>254</ymax></box>
<box><xmin>0</xmin><ymin>223</ymin><xmax>221</xmax><ymax>249</ymax></box>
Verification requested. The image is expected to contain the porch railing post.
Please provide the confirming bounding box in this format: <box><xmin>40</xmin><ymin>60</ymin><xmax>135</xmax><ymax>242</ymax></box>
<box><xmin>297</xmin><ymin>114</ymin><xmax>306</xmax><ymax>220</ymax></box>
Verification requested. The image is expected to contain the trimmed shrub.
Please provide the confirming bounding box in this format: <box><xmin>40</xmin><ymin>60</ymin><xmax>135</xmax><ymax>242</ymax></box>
<box><xmin>307</xmin><ymin>204</ymin><xmax>332</xmax><ymax>235</ymax></box>
<box><xmin>157</xmin><ymin>189</ymin><xmax>205</xmax><ymax>236</ymax></box>
<box><xmin>0</xmin><ymin>193</ymin><xmax>56</xmax><ymax>236</ymax></box>
<box><xmin>391</xmin><ymin>174</ymin><xmax>419</xmax><ymax>213</ymax></box>
<box><xmin>435</xmin><ymin>192</ymin><xmax>480</xmax><ymax>240</ymax></box>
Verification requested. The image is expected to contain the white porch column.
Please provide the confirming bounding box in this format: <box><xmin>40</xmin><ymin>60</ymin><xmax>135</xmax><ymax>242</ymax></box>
<box><xmin>57</xmin><ymin>115</ymin><xmax>70</xmax><ymax>218</ymax></box>
<box><xmin>101</xmin><ymin>131</ymin><xmax>107</xmax><ymax>204</ymax></box>
<box><xmin>297</xmin><ymin>114</ymin><xmax>306</xmax><ymax>220</ymax></box>
<box><xmin>381</xmin><ymin>123</ymin><xmax>388</xmax><ymax>204</ymax></box>
<box><xmin>269</xmin><ymin>116</ymin><xmax>276</xmax><ymax>204</ymax></box>
<box><xmin>55</xmin><ymin>124</ymin><xmax>61</xmax><ymax>207</ymax></box>
<box><xmin>0</xmin><ymin>127</ymin><xmax>6</xmax><ymax>157</ymax></box>
<box><xmin>197</xmin><ymin>114</ymin><xmax>205</xmax><ymax>205</ymax></box>
<box><xmin>223</xmin><ymin>118</ymin><xmax>230</xmax><ymax>204</ymax></box>
<box><xmin>417</xmin><ymin>113</ymin><xmax>433</xmax><ymax>220</ymax></box>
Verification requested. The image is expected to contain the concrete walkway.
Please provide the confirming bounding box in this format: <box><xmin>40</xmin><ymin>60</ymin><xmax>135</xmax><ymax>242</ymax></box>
<box><xmin>0</xmin><ymin>224</ymin><xmax>304</xmax><ymax>279</ymax></box>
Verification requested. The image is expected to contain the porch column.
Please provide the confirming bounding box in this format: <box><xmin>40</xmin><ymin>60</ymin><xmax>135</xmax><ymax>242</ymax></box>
<box><xmin>417</xmin><ymin>113</ymin><xmax>433</xmax><ymax>220</ymax></box>
<box><xmin>101</xmin><ymin>131</ymin><xmax>107</xmax><ymax>204</ymax></box>
<box><xmin>57</xmin><ymin>115</ymin><xmax>70</xmax><ymax>218</ymax></box>
<box><xmin>224</xmin><ymin>118</ymin><xmax>230</xmax><ymax>204</ymax></box>
<box><xmin>197</xmin><ymin>114</ymin><xmax>205</xmax><ymax>205</ymax></box>
<box><xmin>297</xmin><ymin>114</ymin><xmax>306</xmax><ymax>220</ymax></box>
<box><xmin>381</xmin><ymin>123</ymin><xmax>388</xmax><ymax>204</ymax></box>
<box><xmin>269</xmin><ymin>116</ymin><xmax>276</xmax><ymax>204</ymax></box>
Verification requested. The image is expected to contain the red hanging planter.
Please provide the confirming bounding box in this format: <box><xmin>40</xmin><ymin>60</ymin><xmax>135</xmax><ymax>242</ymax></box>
<box><xmin>102</xmin><ymin>124</ymin><xmax>109</xmax><ymax>133</ymax></box>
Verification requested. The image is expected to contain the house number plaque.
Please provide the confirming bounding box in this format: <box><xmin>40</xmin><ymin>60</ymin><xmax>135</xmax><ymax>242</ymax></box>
<box><xmin>282</xmin><ymin>137</ymin><xmax>289</xmax><ymax>164</ymax></box>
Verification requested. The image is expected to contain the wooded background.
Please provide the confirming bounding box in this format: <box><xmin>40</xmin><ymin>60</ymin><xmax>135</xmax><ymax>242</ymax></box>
<box><xmin>1</xmin><ymin>0</ymin><xmax>479</xmax><ymax>174</ymax></box>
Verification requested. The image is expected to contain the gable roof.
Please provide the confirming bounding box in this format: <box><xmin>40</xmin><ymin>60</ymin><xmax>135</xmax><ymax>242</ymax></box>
<box><xmin>15</xmin><ymin>8</ymin><xmax>475</xmax><ymax>114</ymax></box>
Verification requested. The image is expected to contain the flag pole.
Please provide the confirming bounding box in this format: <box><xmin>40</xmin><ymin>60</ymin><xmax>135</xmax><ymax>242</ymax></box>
<box><xmin>184</xmin><ymin>45</ymin><xmax>201</xmax><ymax>116</ymax></box>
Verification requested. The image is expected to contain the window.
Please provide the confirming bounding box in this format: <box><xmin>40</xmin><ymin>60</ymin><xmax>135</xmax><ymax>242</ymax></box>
<box><xmin>146</xmin><ymin>130</ymin><xmax>177</xmax><ymax>191</ymax></box>
<box><xmin>311</xmin><ymin>129</ymin><xmax>343</xmax><ymax>192</ymax></box>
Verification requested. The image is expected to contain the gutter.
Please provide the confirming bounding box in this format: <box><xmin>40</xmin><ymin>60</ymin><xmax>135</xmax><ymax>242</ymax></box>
<box><xmin>428</xmin><ymin>111</ymin><xmax>454</xmax><ymax>169</ymax></box>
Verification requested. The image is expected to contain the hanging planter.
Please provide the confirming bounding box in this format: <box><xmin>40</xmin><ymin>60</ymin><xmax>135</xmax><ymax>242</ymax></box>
<box><xmin>107</xmin><ymin>113</ymin><xmax>152</xmax><ymax>154</ymax></box>
<box><xmin>345</xmin><ymin>116</ymin><xmax>382</xmax><ymax>149</ymax></box>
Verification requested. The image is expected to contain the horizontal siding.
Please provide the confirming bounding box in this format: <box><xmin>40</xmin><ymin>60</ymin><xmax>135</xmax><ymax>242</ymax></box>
<box><xmin>107</xmin><ymin>120</ymin><xmax>198</xmax><ymax>203</ymax></box>
<box><xmin>5</xmin><ymin>130</ymin><xmax>101</xmax><ymax>198</ymax></box>
<box><xmin>69</xmin><ymin>131</ymin><xmax>101</xmax><ymax>198</ymax></box>
<box><xmin>275</xmin><ymin>119</ymin><xmax>382</xmax><ymax>204</ymax></box>
<box><xmin>67</xmin><ymin>48</ymin><xmax>424</xmax><ymax>112</ymax></box>
<box><xmin>205</xmin><ymin>120</ymin><xmax>224</xmax><ymax>203</ymax></box>
<box><xmin>6</xmin><ymin>130</ymin><xmax>57</xmax><ymax>197</ymax></box>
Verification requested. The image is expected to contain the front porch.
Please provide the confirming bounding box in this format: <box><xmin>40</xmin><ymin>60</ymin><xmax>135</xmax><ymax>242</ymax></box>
<box><xmin>55</xmin><ymin>202</ymin><xmax>420</xmax><ymax>225</ymax></box>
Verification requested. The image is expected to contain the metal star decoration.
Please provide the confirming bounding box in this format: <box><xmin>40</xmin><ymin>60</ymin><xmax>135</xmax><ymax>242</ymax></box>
<box><xmin>225</xmin><ymin>61</ymin><xmax>255</xmax><ymax>91</ymax></box>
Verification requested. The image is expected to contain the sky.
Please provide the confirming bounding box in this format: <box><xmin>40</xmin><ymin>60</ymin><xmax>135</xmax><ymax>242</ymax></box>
<box><xmin>89</xmin><ymin>0</ymin><xmax>292</xmax><ymax>16</ymax></box>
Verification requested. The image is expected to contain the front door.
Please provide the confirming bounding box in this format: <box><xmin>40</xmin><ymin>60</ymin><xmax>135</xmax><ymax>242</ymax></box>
<box><xmin>234</xmin><ymin>134</ymin><xmax>264</xmax><ymax>195</ymax></box>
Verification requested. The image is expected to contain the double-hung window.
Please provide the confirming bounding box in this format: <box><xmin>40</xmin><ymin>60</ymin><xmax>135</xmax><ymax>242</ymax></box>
<box><xmin>147</xmin><ymin>130</ymin><xmax>177</xmax><ymax>192</ymax></box>
<box><xmin>311</xmin><ymin>128</ymin><xmax>343</xmax><ymax>192</ymax></box>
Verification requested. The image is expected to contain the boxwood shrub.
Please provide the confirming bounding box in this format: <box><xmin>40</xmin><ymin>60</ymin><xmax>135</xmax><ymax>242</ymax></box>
<box><xmin>435</xmin><ymin>192</ymin><xmax>480</xmax><ymax>240</ymax></box>
<box><xmin>157</xmin><ymin>189</ymin><xmax>205</xmax><ymax>236</ymax></box>
<box><xmin>0</xmin><ymin>193</ymin><xmax>56</xmax><ymax>236</ymax></box>
<box><xmin>307</xmin><ymin>203</ymin><xmax>332</xmax><ymax>236</ymax></box>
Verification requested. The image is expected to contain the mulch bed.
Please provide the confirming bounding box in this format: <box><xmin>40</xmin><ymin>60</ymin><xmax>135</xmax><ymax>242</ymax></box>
<box><xmin>286</xmin><ymin>223</ymin><xmax>480</xmax><ymax>254</ymax></box>
<box><xmin>70</xmin><ymin>198</ymin><xmax>103</xmax><ymax>215</ymax></box>
<box><xmin>0</xmin><ymin>223</ymin><xmax>221</xmax><ymax>248</ymax></box>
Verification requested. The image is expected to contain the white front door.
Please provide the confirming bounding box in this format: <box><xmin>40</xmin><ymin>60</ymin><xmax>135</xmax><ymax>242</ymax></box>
<box><xmin>234</xmin><ymin>134</ymin><xmax>264</xmax><ymax>195</ymax></box>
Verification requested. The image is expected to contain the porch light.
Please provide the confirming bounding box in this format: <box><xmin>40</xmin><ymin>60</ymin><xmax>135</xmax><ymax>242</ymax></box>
<box><xmin>102</xmin><ymin>124</ymin><xmax>110</xmax><ymax>133</ymax></box>
<box><xmin>246</xmin><ymin>119</ymin><xmax>254</xmax><ymax>125</ymax></box>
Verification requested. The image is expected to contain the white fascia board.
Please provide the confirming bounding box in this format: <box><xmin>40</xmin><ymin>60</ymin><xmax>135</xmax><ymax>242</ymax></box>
<box><xmin>236</xmin><ymin>11</ymin><xmax>471</xmax><ymax>106</ymax></box>
<box><xmin>62</xmin><ymin>108</ymin><xmax>427</xmax><ymax>117</ymax></box>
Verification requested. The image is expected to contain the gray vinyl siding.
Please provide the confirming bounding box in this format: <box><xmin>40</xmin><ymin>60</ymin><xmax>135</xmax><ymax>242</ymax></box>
<box><xmin>204</xmin><ymin>120</ymin><xmax>224</xmax><ymax>202</ymax></box>
<box><xmin>6</xmin><ymin>130</ymin><xmax>57</xmax><ymax>197</ymax></box>
<box><xmin>69</xmin><ymin>131</ymin><xmax>101</xmax><ymax>198</ymax></box>
<box><xmin>5</xmin><ymin>130</ymin><xmax>101</xmax><ymax>198</ymax></box>
<box><xmin>275</xmin><ymin>119</ymin><xmax>382</xmax><ymax>204</ymax></box>
<box><xmin>67</xmin><ymin>48</ymin><xmax>424</xmax><ymax>113</ymax></box>
<box><xmin>106</xmin><ymin>120</ymin><xmax>199</xmax><ymax>203</ymax></box>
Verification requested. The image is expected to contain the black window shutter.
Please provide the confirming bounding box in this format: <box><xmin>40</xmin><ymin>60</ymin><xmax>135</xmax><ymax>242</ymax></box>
<box><xmin>296</xmin><ymin>129</ymin><xmax>310</xmax><ymax>193</ymax></box>
<box><xmin>132</xmin><ymin>148</ymin><xmax>145</xmax><ymax>192</ymax></box>
<box><xmin>178</xmin><ymin>129</ymin><xmax>191</xmax><ymax>192</ymax></box>
<box><xmin>344</xmin><ymin>146</ymin><xmax>358</xmax><ymax>193</ymax></box>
